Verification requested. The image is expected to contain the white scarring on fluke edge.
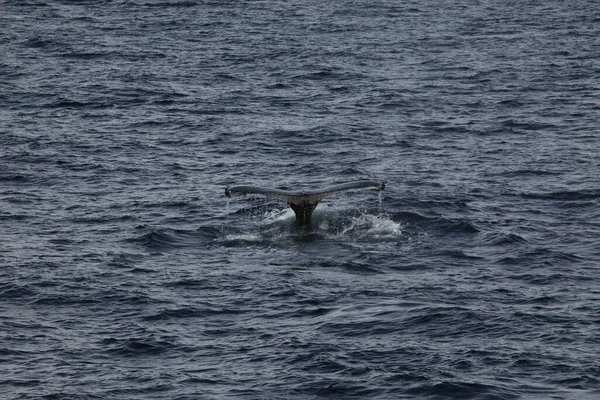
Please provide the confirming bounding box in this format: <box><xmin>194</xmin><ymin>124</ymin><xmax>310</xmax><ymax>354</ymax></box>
<box><xmin>225</xmin><ymin>180</ymin><xmax>385</xmax><ymax>229</ymax></box>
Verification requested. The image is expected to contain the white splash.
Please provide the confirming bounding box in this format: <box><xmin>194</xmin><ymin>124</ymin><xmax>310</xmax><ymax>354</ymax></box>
<box><xmin>262</xmin><ymin>207</ymin><xmax>294</xmax><ymax>223</ymax></box>
<box><xmin>341</xmin><ymin>213</ymin><xmax>402</xmax><ymax>238</ymax></box>
<box><xmin>223</xmin><ymin>232</ymin><xmax>263</xmax><ymax>242</ymax></box>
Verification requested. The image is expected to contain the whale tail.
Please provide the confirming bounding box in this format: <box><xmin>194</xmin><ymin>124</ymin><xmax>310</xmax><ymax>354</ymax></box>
<box><xmin>225</xmin><ymin>180</ymin><xmax>385</xmax><ymax>229</ymax></box>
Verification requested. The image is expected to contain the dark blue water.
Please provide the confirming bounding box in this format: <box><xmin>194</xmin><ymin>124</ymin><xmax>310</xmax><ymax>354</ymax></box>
<box><xmin>1</xmin><ymin>1</ymin><xmax>599</xmax><ymax>399</ymax></box>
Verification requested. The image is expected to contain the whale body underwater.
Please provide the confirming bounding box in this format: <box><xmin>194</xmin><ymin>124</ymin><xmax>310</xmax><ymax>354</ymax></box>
<box><xmin>225</xmin><ymin>180</ymin><xmax>385</xmax><ymax>229</ymax></box>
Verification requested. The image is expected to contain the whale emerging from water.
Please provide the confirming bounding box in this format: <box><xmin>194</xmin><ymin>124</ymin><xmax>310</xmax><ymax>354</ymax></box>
<box><xmin>225</xmin><ymin>180</ymin><xmax>385</xmax><ymax>229</ymax></box>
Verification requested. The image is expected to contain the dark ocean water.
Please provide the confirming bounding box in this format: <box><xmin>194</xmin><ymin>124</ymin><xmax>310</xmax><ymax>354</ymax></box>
<box><xmin>1</xmin><ymin>1</ymin><xmax>599</xmax><ymax>399</ymax></box>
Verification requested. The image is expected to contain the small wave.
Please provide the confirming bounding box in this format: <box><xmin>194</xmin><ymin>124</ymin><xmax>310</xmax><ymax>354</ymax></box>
<box><xmin>0</xmin><ymin>173</ymin><xmax>31</xmax><ymax>183</ymax></box>
<box><xmin>70</xmin><ymin>214</ymin><xmax>136</xmax><ymax>224</ymax></box>
<box><xmin>144</xmin><ymin>0</ymin><xmax>198</xmax><ymax>7</ymax></box>
<box><xmin>434</xmin><ymin>249</ymin><xmax>484</xmax><ymax>260</ymax></box>
<box><xmin>479</xmin><ymin>232</ymin><xmax>528</xmax><ymax>246</ymax></box>
<box><xmin>30</xmin><ymin>293</ymin><xmax>100</xmax><ymax>306</ymax></box>
<box><xmin>497</xmin><ymin>248</ymin><xmax>583</xmax><ymax>268</ymax></box>
<box><xmin>548</xmin><ymin>375</ymin><xmax>600</xmax><ymax>390</ymax></box>
<box><xmin>520</xmin><ymin>189</ymin><xmax>600</xmax><ymax>201</ymax></box>
<box><xmin>0</xmin><ymin>283</ymin><xmax>37</xmax><ymax>300</ymax></box>
<box><xmin>312</xmin><ymin>260</ymin><xmax>382</xmax><ymax>275</ymax></box>
<box><xmin>22</xmin><ymin>36</ymin><xmax>56</xmax><ymax>49</ymax></box>
<box><xmin>108</xmin><ymin>252</ymin><xmax>145</xmax><ymax>269</ymax></box>
<box><xmin>394</xmin><ymin>210</ymin><xmax>433</xmax><ymax>223</ymax></box>
<box><xmin>132</xmin><ymin>229</ymin><xmax>184</xmax><ymax>250</ymax></box>
<box><xmin>142</xmin><ymin>305</ymin><xmax>242</xmax><ymax>321</ymax></box>
<box><xmin>518</xmin><ymin>295</ymin><xmax>559</xmax><ymax>305</ymax></box>
<box><xmin>100</xmin><ymin>336</ymin><xmax>184</xmax><ymax>356</ymax></box>
<box><xmin>501</xmin><ymin>119</ymin><xmax>556</xmax><ymax>132</ymax></box>
<box><xmin>265</xmin><ymin>82</ymin><xmax>292</xmax><ymax>90</ymax></box>
<box><xmin>406</xmin><ymin>381</ymin><xmax>518</xmax><ymax>400</ymax></box>
<box><xmin>60</xmin><ymin>51</ymin><xmax>108</xmax><ymax>60</ymax></box>
<box><xmin>164</xmin><ymin>278</ymin><xmax>213</xmax><ymax>288</ymax></box>
<box><xmin>404</xmin><ymin>198</ymin><xmax>473</xmax><ymax>214</ymax></box>
<box><xmin>0</xmin><ymin>213</ymin><xmax>30</xmax><ymax>222</ymax></box>
<box><xmin>435</xmin><ymin>217</ymin><xmax>480</xmax><ymax>234</ymax></box>
<box><xmin>492</xmin><ymin>168</ymin><xmax>562</xmax><ymax>177</ymax></box>
<box><xmin>506</xmin><ymin>273</ymin><xmax>574</xmax><ymax>285</ymax></box>
<box><xmin>127</xmin><ymin>226</ymin><xmax>217</xmax><ymax>250</ymax></box>
<box><xmin>290</xmin><ymin>69</ymin><xmax>365</xmax><ymax>82</ymax></box>
<box><xmin>37</xmin><ymin>392</ymin><xmax>103</xmax><ymax>400</ymax></box>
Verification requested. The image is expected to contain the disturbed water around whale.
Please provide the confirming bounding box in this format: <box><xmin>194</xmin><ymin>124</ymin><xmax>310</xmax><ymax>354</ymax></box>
<box><xmin>1</xmin><ymin>0</ymin><xmax>599</xmax><ymax>399</ymax></box>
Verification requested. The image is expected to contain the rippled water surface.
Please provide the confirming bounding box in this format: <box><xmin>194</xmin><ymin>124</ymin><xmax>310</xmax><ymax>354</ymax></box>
<box><xmin>1</xmin><ymin>1</ymin><xmax>599</xmax><ymax>399</ymax></box>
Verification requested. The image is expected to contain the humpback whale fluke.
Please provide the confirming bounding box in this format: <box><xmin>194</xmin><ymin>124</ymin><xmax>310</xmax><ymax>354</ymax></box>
<box><xmin>225</xmin><ymin>180</ymin><xmax>385</xmax><ymax>229</ymax></box>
